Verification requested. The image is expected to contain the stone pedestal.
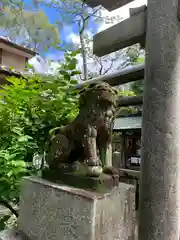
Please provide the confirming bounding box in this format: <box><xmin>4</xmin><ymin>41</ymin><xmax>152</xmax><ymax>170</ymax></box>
<box><xmin>18</xmin><ymin>176</ymin><xmax>135</xmax><ymax>240</ymax></box>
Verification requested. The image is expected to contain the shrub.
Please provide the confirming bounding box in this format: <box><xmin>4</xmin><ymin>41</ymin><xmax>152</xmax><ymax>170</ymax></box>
<box><xmin>0</xmin><ymin>51</ymin><xmax>81</xmax><ymax>216</ymax></box>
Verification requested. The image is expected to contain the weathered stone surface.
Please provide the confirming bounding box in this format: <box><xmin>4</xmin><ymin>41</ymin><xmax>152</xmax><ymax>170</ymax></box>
<box><xmin>93</xmin><ymin>9</ymin><xmax>147</xmax><ymax>57</ymax></box>
<box><xmin>129</xmin><ymin>5</ymin><xmax>147</xmax><ymax>17</ymax></box>
<box><xmin>42</xmin><ymin>167</ymin><xmax>119</xmax><ymax>192</ymax></box>
<box><xmin>19</xmin><ymin>176</ymin><xmax>135</xmax><ymax>240</ymax></box>
<box><xmin>75</xmin><ymin>64</ymin><xmax>145</xmax><ymax>90</ymax></box>
<box><xmin>139</xmin><ymin>0</ymin><xmax>180</xmax><ymax>239</ymax></box>
<box><xmin>47</xmin><ymin>82</ymin><xmax>118</xmax><ymax>178</ymax></box>
<box><xmin>0</xmin><ymin>228</ymin><xmax>29</xmax><ymax>240</ymax></box>
<box><xmin>85</xmin><ymin>0</ymin><xmax>135</xmax><ymax>11</ymax></box>
<box><xmin>94</xmin><ymin>184</ymin><xmax>135</xmax><ymax>239</ymax></box>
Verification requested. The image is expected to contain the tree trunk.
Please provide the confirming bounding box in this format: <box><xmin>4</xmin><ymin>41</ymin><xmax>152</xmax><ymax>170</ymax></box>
<box><xmin>79</xmin><ymin>31</ymin><xmax>88</xmax><ymax>81</ymax></box>
<box><xmin>78</xmin><ymin>18</ymin><xmax>88</xmax><ymax>81</ymax></box>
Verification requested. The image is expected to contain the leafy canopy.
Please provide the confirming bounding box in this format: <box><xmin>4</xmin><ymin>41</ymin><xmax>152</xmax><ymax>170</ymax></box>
<box><xmin>0</xmin><ymin>7</ymin><xmax>60</xmax><ymax>52</ymax></box>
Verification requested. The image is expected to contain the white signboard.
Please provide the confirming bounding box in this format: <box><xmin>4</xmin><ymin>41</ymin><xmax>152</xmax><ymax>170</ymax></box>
<box><xmin>130</xmin><ymin>157</ymin><xmax>141</xmax><ymax>164</ymax></box>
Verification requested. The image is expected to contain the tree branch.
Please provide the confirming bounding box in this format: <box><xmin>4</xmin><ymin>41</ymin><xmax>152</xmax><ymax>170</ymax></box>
<box><xmin>0</xmin><ymin>197</ymin><xmax>18</xmax><ymax>218</ymax></box>
<box><xmin>98</xmin><ymin>60</ymin><xmax>103</xmax><ymax>75</ymax></box>
<box><xmin>103</xmin><ymin>59</ymin><xmax>114</xmax><ymax>75</ymax></box>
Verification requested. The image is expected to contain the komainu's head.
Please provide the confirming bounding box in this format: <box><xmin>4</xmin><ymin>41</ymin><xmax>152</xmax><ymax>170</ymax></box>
<box><xmin>79</xmin><ymin>82</ymin><xmax>118</xmax><ymax>109</ymax></box>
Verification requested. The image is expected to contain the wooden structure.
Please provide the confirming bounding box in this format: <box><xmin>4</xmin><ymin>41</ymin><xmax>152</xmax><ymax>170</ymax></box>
<box><xmin>82</xmin><ymin>0</ymin><xmax>180</xmax><ymax>239</ymax></box>
<box><xmin>114</xmin><ymin>115</ymin><xmax>142</xmax><ymax>170</ymax></box>
<box><xmin>113</xmin><ymin>115</ymin><xmax>141</xmax><ymax>211</ymax></box>
<box><xmin>0</xmin><ymin>37</ymin><xmax>36</xmax><ymax>84</ymax></box>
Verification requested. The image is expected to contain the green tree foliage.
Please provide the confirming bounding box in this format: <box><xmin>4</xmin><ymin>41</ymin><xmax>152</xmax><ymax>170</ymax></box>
<box><xmin>117</xmin><ymin>89</ymin><xmax>140</xmax><ymax>115</ymax></box>
<box><xmin>0</xmin><ymin>8</ymin><xmax>60</xmax><ymax>52</ymax></box>
<box><xmin>0</xmin><ymin>51</ymin><xmax>80</xmax><ymax>219</ymax></box>
<box><xmin>127</xmin><ymin>46</ymin><xmax>145</xmax><ymax>95</ymax></box>
<box><xmin>131</xmin><ymin>80</ymin><xmax>144</xmax><ymax>95</ymax></box>
<box><xmin>0</xmin><ymin>0</ymin><xmax>22</xmax><ymax>11</ymax></box>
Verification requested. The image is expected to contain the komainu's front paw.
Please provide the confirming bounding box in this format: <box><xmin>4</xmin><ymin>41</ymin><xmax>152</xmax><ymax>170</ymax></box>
<box><xmin>103</xmin><ymin>166</ymin><xmax>119</xmax><ymax>176</ymax></box>
<box><xmin>86</xmin><ymin>166</ymin><xmax>103</xmax><ymax>177</ymax></box>
<box><xmin>85</xmin><ymin>157</ymin><xmax>103</xmax><ymax>177</ymax></box>
<box><xmin>85</xmin><ymin>157</ymin><xmax>102</xmax><ymax>167</ymax></box>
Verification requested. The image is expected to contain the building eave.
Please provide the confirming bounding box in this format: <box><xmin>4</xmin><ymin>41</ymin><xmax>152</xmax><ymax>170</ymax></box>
<box><xmin>0</xmin><ymin>37</ymin><xmax>36</xmax><ymax>58</ymax></box>
<box><xmin>0</xmin><ymin>65</ymin><xmax>28</xmax><ymax>79</ymax></box>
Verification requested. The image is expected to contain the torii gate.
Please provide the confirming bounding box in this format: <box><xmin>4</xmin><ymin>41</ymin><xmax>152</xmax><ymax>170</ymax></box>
<box><xmin>82</xmin><ymin>0</ymin><xmax>180</xmax><ymax>239</ymax></box>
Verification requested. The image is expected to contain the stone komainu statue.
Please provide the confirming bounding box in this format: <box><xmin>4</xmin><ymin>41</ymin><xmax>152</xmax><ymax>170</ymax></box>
<box><xmin>46</xmin><ymin>82</ymin><xmax>118</xmax><ymax>176</ymax></box>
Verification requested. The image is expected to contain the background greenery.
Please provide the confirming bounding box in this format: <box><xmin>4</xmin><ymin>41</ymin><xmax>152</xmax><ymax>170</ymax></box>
<box><xmin>0</xmin><ymin>51</ymin><xmax>81</xmax><ymax>228</ymax></box>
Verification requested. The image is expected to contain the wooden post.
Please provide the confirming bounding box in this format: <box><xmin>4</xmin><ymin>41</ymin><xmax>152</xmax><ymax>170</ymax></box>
<box><xmin>121</xmin><ymin>131</ymin><xmax>126</xmax><ymax>168</ymax></box>
<box><xmin>139</xmin><ymin>0</ymin><xmax>180</xmax><ymax>239</ymax></box>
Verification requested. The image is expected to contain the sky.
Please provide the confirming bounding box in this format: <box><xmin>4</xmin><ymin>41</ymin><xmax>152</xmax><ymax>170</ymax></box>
<box><xmin>29</xmin><ymin>0</ymin><xmax>147</xmax><ymax>73</ymax></box>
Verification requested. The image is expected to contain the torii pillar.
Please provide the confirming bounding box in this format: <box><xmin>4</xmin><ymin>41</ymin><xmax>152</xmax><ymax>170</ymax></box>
<box><xmin>84</xmin><ymin>0</ymin><xmax>180</xmax><ymax>238</ymax></box>
<box><xmin>139</xmin><ymin>0</ymin><xmax>180</xmax><ymax>239</ymax></box>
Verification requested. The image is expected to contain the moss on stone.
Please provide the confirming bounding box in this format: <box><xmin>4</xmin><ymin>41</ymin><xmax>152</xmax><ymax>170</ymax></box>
<box><xmin>42</xmin><ymin>166</ymin><xmax>118</xmax><ymax>193</ymax></box>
